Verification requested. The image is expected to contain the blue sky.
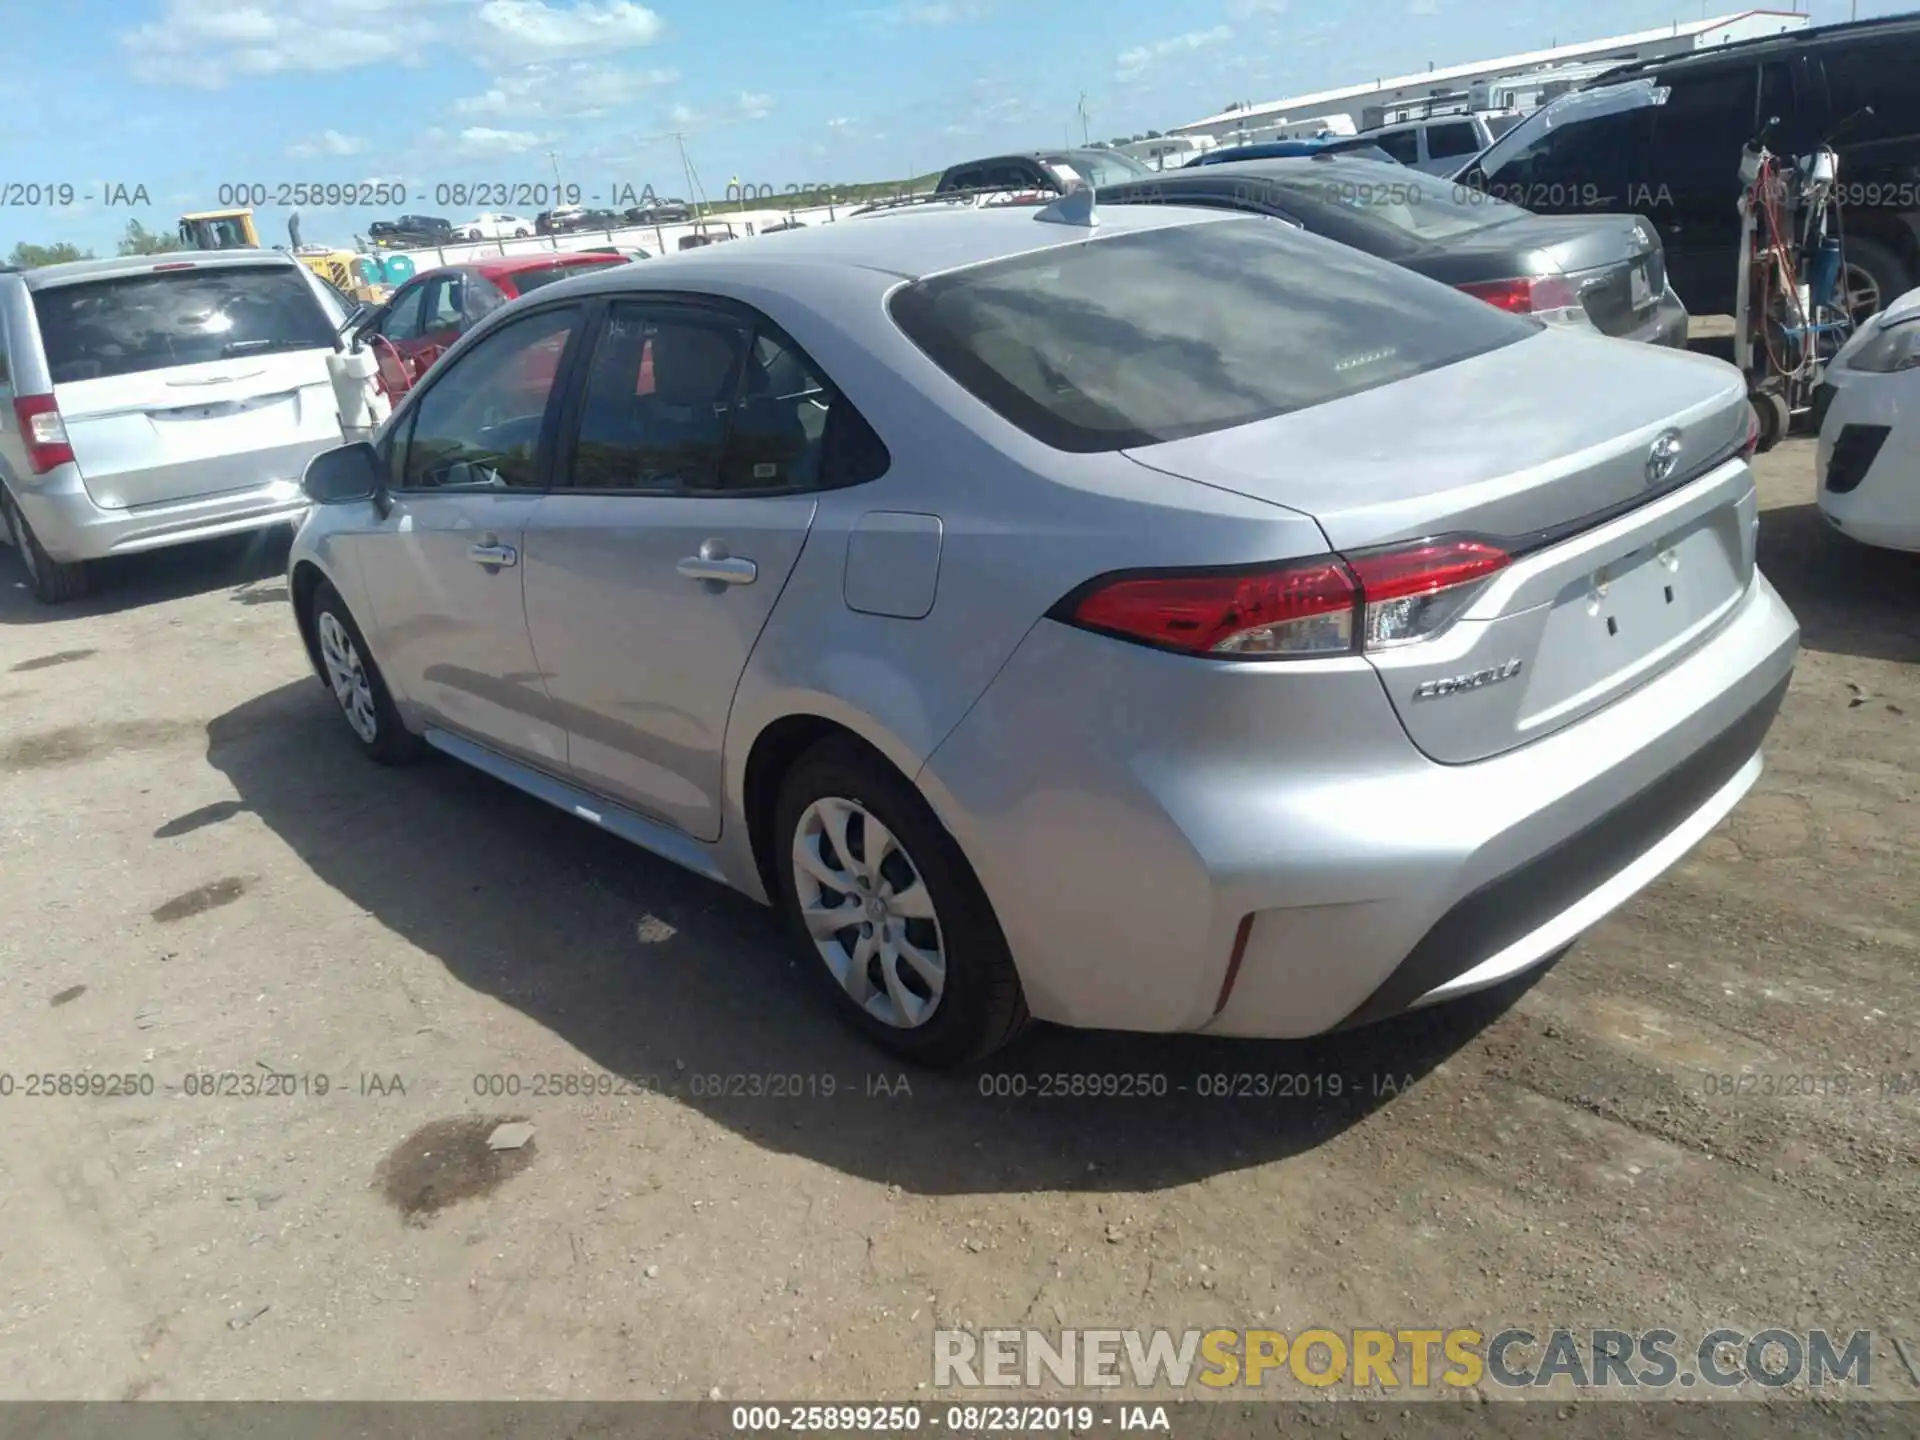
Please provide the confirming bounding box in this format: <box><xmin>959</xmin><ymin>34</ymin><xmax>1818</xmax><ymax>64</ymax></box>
<box><xmin>2</xmin><ymin>0</ymin><xmax>1910</xmax><ymax>254</ymax></box>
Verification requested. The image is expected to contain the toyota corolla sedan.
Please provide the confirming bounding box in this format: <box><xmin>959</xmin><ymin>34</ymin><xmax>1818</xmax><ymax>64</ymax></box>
<box><xmin>286</xmin><ymin>200</ymin><xmax>1798</xmax><ymax>1067</ymax></box>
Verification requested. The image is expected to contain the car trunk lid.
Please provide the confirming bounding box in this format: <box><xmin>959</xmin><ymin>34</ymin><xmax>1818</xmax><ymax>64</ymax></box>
<box><xmin>1124</xmin><ymin>330</ymin><xmax>1758</xmax><ymax>763</ymax></box>
<box><xmin>1427</xmin><ymin>212</ymin><xmax>1667</xmax><ymax>338</ymax></box>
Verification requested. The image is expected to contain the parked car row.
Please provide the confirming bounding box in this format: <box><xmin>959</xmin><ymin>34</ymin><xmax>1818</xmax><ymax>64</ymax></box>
<box><xmin>27</xmin><ymin>20</ymin><xmax>1920</xmax><ymax>1076</ymax></box>
<box><xmin>535</xmin><ymin>202</ymin><xmax>695</xmax><ymax>236</ymax></box>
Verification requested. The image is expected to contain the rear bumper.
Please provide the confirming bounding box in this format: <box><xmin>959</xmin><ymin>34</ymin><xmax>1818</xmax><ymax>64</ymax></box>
<box><xmin>11</xmin><ymin>461</ymin><xmax>312</xmax><ymax>563</ymax></box>
<box><xmin>917</xmin><ymin>569</ymin><xmax>1799</xmax><ymax>1039</ymax></box>
<box><xmin>1608</xmin><ymin>284</ymin><xmax>1690</xmax><ymax>349</ymax></box>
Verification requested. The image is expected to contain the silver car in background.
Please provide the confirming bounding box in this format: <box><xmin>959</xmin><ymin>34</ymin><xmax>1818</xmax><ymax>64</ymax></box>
<box><xmin>0</xmin><ymin>251</ymin><xmax>344</xmax><ymax>602</ymax></box>
<box><xmin>288</xmin><ymin>203</ymin><xmax>1798</xmax><ymax>1066</ymax></box>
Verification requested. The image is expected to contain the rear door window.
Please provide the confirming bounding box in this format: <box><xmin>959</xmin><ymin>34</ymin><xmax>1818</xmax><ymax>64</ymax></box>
<box><xmin>1425</xmin><ymin>121</ymin><xmax>1483</xmax><ymax>160</ymax></box>
<box><xmin>32</xmin><ymin>265</ymin><xmax>335</xmax><ymax>384</ymax></box>
<box><xmin>1374</xmin><ymin>129</ymin><xmax>1421</xmax><ymax>165</ymax></box>
<box><xmin>1649</xmin><ymin>65</ymin><xmax>1760</xmax><ymax>192</ymax></box>
<box><xmin>1820</xmin><ymin>40</ymin><xmax>1920</xmax><ymax>140</ymax></box>
<box><xmin>888</xmin><ymin>216</ymin><xmax>1532</xmax><ymax>453</ymax></box>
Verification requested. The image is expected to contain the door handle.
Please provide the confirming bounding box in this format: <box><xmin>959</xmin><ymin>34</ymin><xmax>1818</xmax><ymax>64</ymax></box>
<box><xmin>677</xmin><ymin>555</ymin><xmax>758</xmax><ymax>585</ymax></box>
<box><xmin>469</xmin><ymin>541</ymin><xmax>517</xmax><ymax>567</ymax></box>
<box><xmin>677</xmin><ymin>539</ymin><xmax>757</xmax><ymax>586</ymax></box>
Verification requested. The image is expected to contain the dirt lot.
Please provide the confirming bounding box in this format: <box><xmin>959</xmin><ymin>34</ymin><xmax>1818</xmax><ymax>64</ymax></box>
<box><xmin>1</xmin><ymin>437</ymin><xmax>1916</xmax><ymax>1404</ymax></box>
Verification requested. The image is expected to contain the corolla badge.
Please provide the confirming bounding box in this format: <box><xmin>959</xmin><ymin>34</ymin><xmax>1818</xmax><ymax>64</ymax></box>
<box><xmin>1647</xmin><ymin>429</ymin><xmax>1684</xmax><ymax>487</ymax></box>
<box><xmin>1412</xmin><ymin>658</ymin><xmax>1524</xmax><ymax>701</ymax></box>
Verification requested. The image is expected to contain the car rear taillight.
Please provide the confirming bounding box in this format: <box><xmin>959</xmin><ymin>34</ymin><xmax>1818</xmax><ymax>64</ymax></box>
<box><xmin>1057</xmin><ymin>537</ymin><xmax>1510</xmax><ymax>660</ymax></box>
<box><xmin>12</xmin><ymin>394</ymin><xmax>74</xmax><ymax>474</ymax></box>
<box><xmin>1456</xmin><ymin>275</ymin><xmax>1580</xmax><ymax>315</ymax></box>
<box><xmin>1739</xmin><ymin>404</ymin><xmax>1761</xmax><ymax>459</ymax></box>
<box><xmin>1346</xmin><ymin>538</ymin><xmax>1510</xmax><ymax>649</ymax></box>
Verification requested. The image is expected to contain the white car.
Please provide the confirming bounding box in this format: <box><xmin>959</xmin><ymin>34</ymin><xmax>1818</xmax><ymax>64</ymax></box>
<box><xmin>1817</xmin><ymin>285</ymin><xmax>1920</xmax><ymax>553</ymax></box>
<box><xmin>458</xmin><ymin>213</ymin><xmax>532</xmax><ymax>241</ymax></box>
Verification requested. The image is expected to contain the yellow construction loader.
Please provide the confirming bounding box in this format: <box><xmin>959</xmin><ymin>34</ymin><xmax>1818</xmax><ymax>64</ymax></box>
<box><xmin>177</xmin><ymin>207</ymin><xmax>390</xmax><ymax>304</ymax></box>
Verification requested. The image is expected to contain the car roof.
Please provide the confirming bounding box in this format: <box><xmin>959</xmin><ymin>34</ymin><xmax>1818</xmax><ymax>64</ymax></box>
<box><xmin>529</xmin><ymin>202</ymin><xmax>1242</xmax><ymax>293</ymax></box>
<box><xmin>1595</xmin><ymin>11</ymin><xmax>1920</xmax><ymax>83</ymax></box>
<box><xmin>470</xmin><ymin>252</ymin><xmax>625</xmax><ymax>278</ymax></box>
<box><xmin>15</xmin><ymin>249</ymin><xmax>302</xmax><ymax>290</ymax></box>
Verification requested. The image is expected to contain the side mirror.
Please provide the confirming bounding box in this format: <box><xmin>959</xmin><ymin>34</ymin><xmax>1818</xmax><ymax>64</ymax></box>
<box><xmin>303</xmin><ymin>442</ymin><xmax>385</xmax><ymax>504</ymax></box>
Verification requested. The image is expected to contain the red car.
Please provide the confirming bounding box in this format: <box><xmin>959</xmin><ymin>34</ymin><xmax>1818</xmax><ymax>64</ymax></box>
<box><xmin>357</xmin><ymin>252</ymin><xmax>627</xmax><ymax>397</ymax></box>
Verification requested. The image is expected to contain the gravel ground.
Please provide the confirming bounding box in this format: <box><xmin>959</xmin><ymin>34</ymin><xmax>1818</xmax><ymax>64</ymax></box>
<box><xmin>0</xmin><ymin>437</ymin><xmax>1916</xmax><ymax>1404</ymax></box>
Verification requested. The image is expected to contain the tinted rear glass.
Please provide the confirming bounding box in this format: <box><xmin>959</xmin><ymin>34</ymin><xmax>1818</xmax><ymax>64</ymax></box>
<box><xmin>1263</xmin><ymin>161</ymin><xmax>1534</xmax><ymax>247</ymax></box>
<box><xmin>888</xmin><ymin>217</ymin><xmax>1531</xmax><ymax>452</ymax></box>
<box><xmin>509</xmin><ymin>261</ymin><xmax>620</xmax><ymax>294</ymax></box>
<box><xmin>34</xmin><ymin>265</ymin><xmax>335</xmax><ymax>383</ymax></box>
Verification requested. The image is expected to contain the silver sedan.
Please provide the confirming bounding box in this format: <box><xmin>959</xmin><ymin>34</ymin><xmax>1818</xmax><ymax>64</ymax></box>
<box><xmin>288</xmin><ymin>199</ymin><xmax>1799</xmax><ymax>1066</ymax></box>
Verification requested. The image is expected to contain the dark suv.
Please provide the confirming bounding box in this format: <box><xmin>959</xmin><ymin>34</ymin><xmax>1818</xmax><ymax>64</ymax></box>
<box><xmin>934</xmin><ymin>149</ymin><xmax>1153</xmax><ymax>194</ymax></box>
<box><xmin>1456</xmin><ymin>14</ymin><xmax>1920</xmax><ymax>319</ymax></box>
<box><xmin>367</xmin><ymin>215</ymin><xmax>455</xmax><ymax>249</ymax></box>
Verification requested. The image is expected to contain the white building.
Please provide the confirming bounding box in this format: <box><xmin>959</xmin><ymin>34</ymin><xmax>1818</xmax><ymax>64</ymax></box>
<box><xmin>1170</xmin><ymin>10</ymin><xmax>1810</xmax><ymax>143</ymax></box>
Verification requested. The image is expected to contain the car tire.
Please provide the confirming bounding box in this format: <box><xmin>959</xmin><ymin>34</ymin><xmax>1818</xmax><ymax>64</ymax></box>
<box><xmin>514</xmin><ymin>228</ymin><xmax>529</xmax><ymax>238</ymax></box>
<box><xmin>1841</xmin><ymin>236</ymin><xmax>1912</xmax><ymax>326</ymax></box>
<box><xmin>773</xmin><ymin>738</ymin><xmax>1028</xmax><ymax>1069</ymax></box>
<box><xmin>308</xmin><ymin>579</ymin><xmax>423</xmax><ymax>765</ymax></box>
<box><xmin>1</xmin><ymin>487</ymin><xmax>90</xmax><ymax>604</ymax></box>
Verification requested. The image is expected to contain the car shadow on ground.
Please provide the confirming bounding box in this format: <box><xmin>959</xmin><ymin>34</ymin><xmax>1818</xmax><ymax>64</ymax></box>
<box><xmin>0</xmin><ymin>528</ymin><xmax>293</xmax><ymax>626</ymax></box>
<box><xmin>1756</xmin><ymin>500</ymin><xmax>1920</xmax><ymax>665</ymax></box>
<box><xmin>205</xmin><ymin>680</ymin><xmax>1542</xmax><ymax>1197</ymax></box>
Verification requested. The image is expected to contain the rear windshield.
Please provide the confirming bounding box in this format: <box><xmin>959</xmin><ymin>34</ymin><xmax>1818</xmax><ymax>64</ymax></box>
<box><xmin>510</xmin><ymin>261</ymin><xmax>619</xmax><ymax>294</ymax></box>
<box><xmin>1261</xmin><ymin>160</ymin><xmax>1534</xmax><ymax>249</ymax></box>
<box><xmin>34</xmin><ymin>265</ymin><xmax>336</xmax><ymax>383</ymax></box>
<box><xmin>888</xmin><ymin>216</ymin><xmax>1532</xmax><ymax>452</ymax></box>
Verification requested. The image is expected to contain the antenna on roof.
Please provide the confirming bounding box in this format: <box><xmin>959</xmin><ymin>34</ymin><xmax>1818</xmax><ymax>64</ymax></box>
<box><xmin>1034</xmin><ymin>183</ymin><xmax>1098</xmax><ymax>228</ymax></box>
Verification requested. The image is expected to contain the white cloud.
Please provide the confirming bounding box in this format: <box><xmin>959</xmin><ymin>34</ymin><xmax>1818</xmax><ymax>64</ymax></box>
<box><xmin>455</xmin><ymin>61</ymin><xmax>679</xmax><ymax>120</ymax></box>
<box><xmin>455</xmin><ymin>125</ymin><xmax>548</xmax><ymax>154</ymax></box>
<box><xmin>469</xmin><ymin>0</ymin><xmax>664</xmax><ymax>62</ymax></box>
<box><xmin>658</xmin><ymin>90</ymin><xmax>774</xmax><ymax>134</ymax></box>
<box><xmin>858</xmin><ymin>1</ymin><xmax>991</xmax><ymax>23</ymax></box>
<box><xmin>287</xmin><ymin>128</ymin><xmax>367</xmax><ymax>158</ymax></box>
<box><xmin>1226</xmin><ymin>0</ymin><xmax>1287</xmax><ymax>15</ymax></box>
<box><xmin>1408</xmin><ymin>0</ymin><xmax>1439</xmax><ymax>11</ymax></box>
<box><xmin>123</xmin><ymin>0</ymin><xmax>666</xmax><ymax>87</ymax></box>
<box><xmin>121</xmin><ymin>0</ymin><xmax>449</xmax><ymax>86</ymax></box>
<box><xmin>1114</xmin><ymin>24</ymin><xmax>1233</xmax><ymax>81</ymax></box>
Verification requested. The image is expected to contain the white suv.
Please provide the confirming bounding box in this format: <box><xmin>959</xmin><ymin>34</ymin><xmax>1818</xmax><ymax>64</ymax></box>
<box><xmin>0</xmin><ymin>251</ymin><xmax>347</xmax><ymax>602</ymax></box>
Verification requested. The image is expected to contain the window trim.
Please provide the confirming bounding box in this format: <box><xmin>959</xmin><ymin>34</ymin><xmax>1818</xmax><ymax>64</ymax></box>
<box><xmin>546</xmin><ymin>291</ymin><xmax>889</xmax><ymax>500</ymax></box>
<box><xmin>385</xmin><ymin>300</ymin><xmax>590</xmax><ymax>497</ymax></box>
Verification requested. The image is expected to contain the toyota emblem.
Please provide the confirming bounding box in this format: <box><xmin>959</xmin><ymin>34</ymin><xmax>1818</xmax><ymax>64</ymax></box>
<box><xmin>1647</xmin><ymin>430</ymin><xmax>1684</xmax><ymax>487</ymax></box>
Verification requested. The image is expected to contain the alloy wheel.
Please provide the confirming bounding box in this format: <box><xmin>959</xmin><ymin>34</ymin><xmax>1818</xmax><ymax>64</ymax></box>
<box><xmin>317</xmin><ymin>611</ymin><xmax>379</xmax><ymax>744</ymax></box>
<box><xmin>791</xmin><ymin>796</ymin><xmax>946</xmax><ymax>1029</ymax></box>
<box><xmin>1843</xmin><ymin>261</ymin><xmax>1883</xmax><ymax>328</ymax></box>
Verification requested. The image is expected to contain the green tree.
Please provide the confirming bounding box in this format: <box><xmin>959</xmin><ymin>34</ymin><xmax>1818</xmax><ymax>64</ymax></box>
<box><xmin>6</xmin><ymin>240</ymin><xmax>94</xmax><ymax>268</ymax></box>
<box><xmin>117</xmin><ymin>219</ymin><xmax>182</xmax><ymax>256</ymax></box>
